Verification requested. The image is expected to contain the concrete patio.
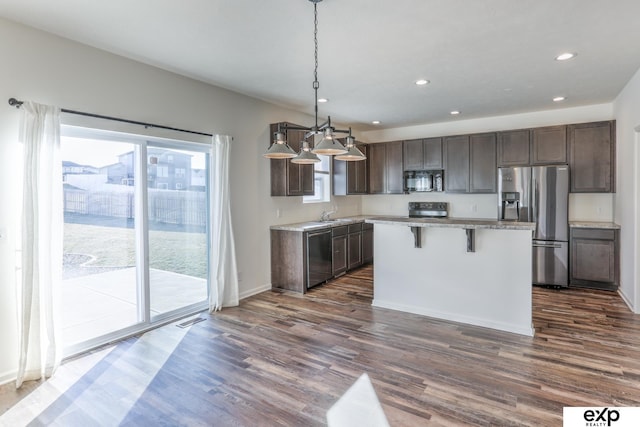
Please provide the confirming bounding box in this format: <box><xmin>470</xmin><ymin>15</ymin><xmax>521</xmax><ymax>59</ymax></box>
<box><xmin>61</xmin><ymin>268</ymin><xmax>207</xmax><ymax>346</ymax></box>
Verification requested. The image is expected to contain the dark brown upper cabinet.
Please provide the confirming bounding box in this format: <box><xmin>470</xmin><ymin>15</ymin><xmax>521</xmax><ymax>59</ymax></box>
<box><xmin>269</xmin><ymin>123</ymin><xmax>314</xmax><ymax>197</ymax></box>
<box><xmin>368</xmin><ymin>143</ymin><xmax>386</xmax><ymax>194</ymax></box>
<box><xmin>333</xmin><ymin>145</ymin><xmax>368</xmax><ymax>195</ymax></box>
<box><xmin>368</xmin><ymin>141</ymin><xmax>403</xmax><ymax>194</ymax></box>
<box><xmin>444</xmin><ymin>133</ymin><xmax>496</xmax><ymax>193</ymax></box>
<box><xmin>470</xmin><ymin>133</ymin><xmax>497</xmax><ymax>193</ymax></box>
<box><xmin>531</xmin><ymin>125</ymin><xmax>567</xmax><ymax>165</ymax></box>
<box><xmin>403</xmin><ymin>137</ymin><xmax>443</xmax><ymax>171</ymax></box>
<box><xmin>386</xmin><ymin>141</ymin><xmax>404</xmax><ymax>193</ymax></box>
<box><xmin>569</xmin><ymin>121</ymin><xmax>615</xmax><ymax>193</ymax></box>
<box><xmin>497</xmin><ymin>129</ymin><xmax>530</xmax><ymax>166</ymax></box>
<box><xmin>443</xmin><ymin>135</ymin><xmax>470</xmax><ymax>193</ymax></box>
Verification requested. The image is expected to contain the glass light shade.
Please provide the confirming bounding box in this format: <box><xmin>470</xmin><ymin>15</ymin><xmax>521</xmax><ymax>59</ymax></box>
<box><xmin>291</xmin><ymin>141</ymin><xmax>321</xmax><ymax>164</ymax></box>
<box><xmin>264</xmin><ymin>132</ymin><xmax>296</xmax><ymax>159</ymax></box>
<box><xmin>312</xmin><ymin>128</ymin><xmax>347</xmax><ymax>155</ymax></box>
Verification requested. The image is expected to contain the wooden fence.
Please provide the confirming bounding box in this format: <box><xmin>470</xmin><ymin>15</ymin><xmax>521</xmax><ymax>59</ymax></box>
<box><xmin>64</xmin><ymin>188</ymin><xmax>207</xmax><ymax>226</ymax></box>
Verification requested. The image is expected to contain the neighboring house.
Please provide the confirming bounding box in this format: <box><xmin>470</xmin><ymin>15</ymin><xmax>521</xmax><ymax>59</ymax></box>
<box><xmin>99</xmin><ymin>162</ymin><xmax>129</xmax><ymax>185</ymax></box>
<box><xmin>62</xmin><ymin>160</ymin><xmax>106</xmax><ymax>190</ymax></box>
<box><xmin>118</xmin><ymin>148</ymin><xmax>192</xmax><ymax>190</ymax></box>
<box><xmin>62</xmin><ymin>160</ymin><xmax>99</xmax><ymax>175</ymax></box>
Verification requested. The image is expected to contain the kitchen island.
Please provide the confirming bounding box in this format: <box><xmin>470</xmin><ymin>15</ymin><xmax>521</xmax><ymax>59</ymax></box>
<box><xmin>366</xmin><ymin>217</ymin><xmax>536</xmax><ymax>336</ymax></box>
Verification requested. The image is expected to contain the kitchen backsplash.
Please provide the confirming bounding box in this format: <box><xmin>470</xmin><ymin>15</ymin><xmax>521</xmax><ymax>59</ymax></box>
<box><xmin>361</xmin><ymin>192</ymin><xmax>614</xmax><ymax>222</ymax></box>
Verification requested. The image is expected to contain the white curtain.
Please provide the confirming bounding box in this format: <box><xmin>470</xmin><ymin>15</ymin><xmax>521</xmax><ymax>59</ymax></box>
<box><xmin>209</xmin><ymin>134</ymin><xmax>239</xmax><ymax>311</ymax></box>
<box><xmin>16</xmin><ymin>102</ymin><xmax>63</xmax><ymax>388</ymax></box>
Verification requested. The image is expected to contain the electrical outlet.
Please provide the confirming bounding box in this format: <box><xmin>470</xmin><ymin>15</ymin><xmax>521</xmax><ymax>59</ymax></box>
<box><xmin>471</xmin><ymin>204</ymin><xmax>478</xmax><ymax>213</ymax></box>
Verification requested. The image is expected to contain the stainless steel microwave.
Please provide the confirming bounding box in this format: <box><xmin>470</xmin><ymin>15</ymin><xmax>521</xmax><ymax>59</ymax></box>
<box><xmin>404</xmin><ymin>170</ymin><xmax>444</xmax><ymax>192</ymax></box>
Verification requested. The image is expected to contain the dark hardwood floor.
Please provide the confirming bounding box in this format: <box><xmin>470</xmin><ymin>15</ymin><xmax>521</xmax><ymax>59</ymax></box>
<box><xmin>1</xmin><ymin>264</ymin><xmax>639</xmax><ymax>426</ymax></box>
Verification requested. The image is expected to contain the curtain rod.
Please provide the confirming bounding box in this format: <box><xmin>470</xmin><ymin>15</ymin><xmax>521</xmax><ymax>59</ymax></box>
<box><xmin>7</xmin><ymin>98</ymin><xmax>213</xmax><ymax>138</ymax></box>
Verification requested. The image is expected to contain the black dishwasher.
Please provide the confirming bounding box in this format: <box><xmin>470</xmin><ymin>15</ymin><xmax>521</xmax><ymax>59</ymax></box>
<box><xmin>306</xmin><ymin>229</ymin><xmax>333</xmax><ymax>288</ymax></box>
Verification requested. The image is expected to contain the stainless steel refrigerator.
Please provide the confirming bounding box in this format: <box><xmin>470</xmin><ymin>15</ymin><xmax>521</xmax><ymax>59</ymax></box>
<box><xmin>498</xmin><ymin>165</ymin><xmax>569</xmax><ymax>287</ymax></box>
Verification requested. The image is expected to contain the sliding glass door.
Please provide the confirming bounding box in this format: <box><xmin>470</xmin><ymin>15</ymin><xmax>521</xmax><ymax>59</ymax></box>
<box><xmin>146</xmin><ymin>145</ymin><xmax>208</xmax><ymax>319</ymax></box>
<box><xmin>60</xmin><ymin>127</ymin><xmax>209</xmax><ymax>354</ymax></box>
<box><xmin>61</xmin><ymin>138</ymin><xmax>141</xmax><ymax>348</ymax></box>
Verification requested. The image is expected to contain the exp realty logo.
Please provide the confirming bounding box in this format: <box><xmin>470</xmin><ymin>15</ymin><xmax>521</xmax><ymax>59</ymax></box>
<box><xmin>564</xmin><ymin>407</ymin><xmax>640</xmax><ymax>427</ymax></box>
<box><xmin>583</xmin><ymin>408</ymin><xmax>619</xmax><ymax>426</ymax></box>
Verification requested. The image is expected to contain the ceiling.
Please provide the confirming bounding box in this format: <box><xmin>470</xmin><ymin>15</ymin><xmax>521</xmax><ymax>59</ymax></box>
<box><xmin>2</xmin><ymin>0</ymin><xmax>640</xmax><ymax>130</ymax></box>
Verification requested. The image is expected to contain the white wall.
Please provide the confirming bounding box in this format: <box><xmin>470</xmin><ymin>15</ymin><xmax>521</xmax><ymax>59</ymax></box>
<box><xmin>360</xmin><ymin>105</ymin><xmax>616</xmax><ymax>222</ymax></box>
<box><xmin>613</xmin><ymin>66</ymin><xmax>640</xmax><ymax>312</ymax></box>
<box><xmin>0</xmin><ymin>18</ymin><xmax>361</xmax><ymax>383</ymax></box>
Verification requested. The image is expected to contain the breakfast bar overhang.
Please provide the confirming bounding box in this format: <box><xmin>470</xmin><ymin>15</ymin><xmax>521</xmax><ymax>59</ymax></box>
<box><xmin>366</xmin><ymin>217</ymin><xmax>536</xmax><ymax>336</ymax></box>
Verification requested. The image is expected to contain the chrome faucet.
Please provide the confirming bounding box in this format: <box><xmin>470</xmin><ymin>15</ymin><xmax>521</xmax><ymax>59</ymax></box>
<box><xmin>320</xmin><ymin>210</ymin><xmax>335</xmax><ymax>222</ymax></box>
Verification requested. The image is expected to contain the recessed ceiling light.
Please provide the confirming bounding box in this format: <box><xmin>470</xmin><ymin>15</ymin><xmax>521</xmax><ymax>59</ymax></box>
<box><xmin>555</xmin><ymin>52</ymin><xmax>576</xmax><ymax>61</ymax></box>
<box><xmin>450</xmin><ymin>111</ymin><xmax>460</xmax><ymax>115</ymax></box>
<box><xmin>553</xmin><ymin>96</ymin><xmax>566</xmax><ymax>102</ymax></box>
<box><xmin>318</xmin><ymin>98</ymin><xmax>328</xmax><ymax>103</ymax></box>
<box><xmin>415</xmin><ymin>79</ymin><xmax>429</xmax><ymax>86</ymax></box>
<box><xmin>372</xmin><ymin>120</ymin><xmax>381</xmax><ymax>125</ymax></box>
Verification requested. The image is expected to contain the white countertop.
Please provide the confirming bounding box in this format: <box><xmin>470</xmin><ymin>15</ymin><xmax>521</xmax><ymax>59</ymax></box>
<box><xmin>569</xmin><ymin>221</ymin><xmax>620</xmax><ymax>229</ymax></box>
<box><xmin>365</xmin><ymin>216</ymin><xmax>536</xmax><ymax>231</ymax></box>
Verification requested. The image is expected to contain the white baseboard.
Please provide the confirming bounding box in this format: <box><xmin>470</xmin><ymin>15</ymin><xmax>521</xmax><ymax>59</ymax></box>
<box><xmin>372</xmin><ymin>299</ymin><xmax>535</xmax><ymax>337</ymax></box>
<box><xmin>0</xmin><ymin>369</ymin><xmax>16</xmax><ymax>387</ymax></box>
<box><xmin>618</xmin><ymin>288</ymin><xmax>637</xmax><ymax>313</ymax></box>
<box><xmin>239</xmin><ymin>283</ymin><xmax>272</xmax><ymax>300</ymax></box>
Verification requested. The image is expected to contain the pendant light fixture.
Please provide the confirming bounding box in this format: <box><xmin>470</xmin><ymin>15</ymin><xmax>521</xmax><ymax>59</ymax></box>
<box><xmin>335</xmin><ymin>131</ymin><xmax>366</xmax><ymax>161</ymax></box>
<box><xmin>264</xmin><ymin>131</ymin><xmax>297</xmax><ymax>159</ymax></box>
<box><xmin>264</xmin><ymin>0</ymin><xmax>365</xmax><ymax>162</ymax></box>
<box><xmin>291</xmin><ymin>140</ymin><xmax>321</xmax><ymax>164</ymax></box>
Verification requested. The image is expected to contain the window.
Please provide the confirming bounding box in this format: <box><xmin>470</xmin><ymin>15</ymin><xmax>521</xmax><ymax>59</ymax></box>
<box><xmin>175</xmin><ymin>167</ymin><xmax>186</xmax><ymax>178</ymax></box>
<box><xmin>157</xmin><ymin>165</ymin><xmax>169</xmax><ymax>178</ymax></box>
<box><xmin>303</xmin><ymin>154</ymin><xmax>331</xmax><ymax>203</ymax></box>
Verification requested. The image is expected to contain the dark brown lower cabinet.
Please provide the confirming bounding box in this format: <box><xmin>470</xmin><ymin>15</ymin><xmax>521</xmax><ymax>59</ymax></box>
<box><xmin>570</xmin><ymin>227</ymin><xmax>619</xmax><ymax>290</ymax></box>
<box><xmin>271</xmin><ymin>221</ymin><xmax>373</xmax><ymax>293</ymax></box>
<box><xmin>332</xmin><ymin>226</ymin><xmax>348</xmax><ymax>276</ymax></box>
<box><xmin>270</xmin><ymin>229</ymin><xmax>307</xmax><ymax>293</ymax></box>
<box><xmin>362</xmin><ymin>223</ymin><xmax>374</xmax><ymax>264</ymax></box>
<box><xmin>347</xmin><ymin>223</ymin><xmax>362</xmax><ymax>270</ymax></box>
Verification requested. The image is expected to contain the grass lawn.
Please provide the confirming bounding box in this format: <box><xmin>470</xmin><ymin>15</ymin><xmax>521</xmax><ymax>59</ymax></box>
<box><xmin>64</xmin><ymin>222</ymin><xmax>208</xmax><ymax>278</ymax></box>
